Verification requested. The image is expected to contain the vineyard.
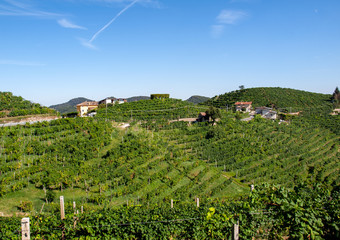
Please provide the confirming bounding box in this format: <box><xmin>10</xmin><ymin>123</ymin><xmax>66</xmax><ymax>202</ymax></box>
<box><xmin>96</xmin><ymin>98</ymin><xmax>207</xmax><ymax>121</ymax></box>
<box><xmin>0</xmin><ymin>89</ymin><xmax>339</xmax><ymax>239</ymax></box>
<box><xmin>0</xmin><ymin>92</ymin><xmax>56</xmax><ymax>119</ymax></box>
<box><xmin>204</xmin><ymin>87</ymin><xmax>333</xmax><ymax>114</ymax></box>
<box><xmin>1</xmin><ymin>183</ymin><xmax>339</xmax><ymax>239</ymax></box>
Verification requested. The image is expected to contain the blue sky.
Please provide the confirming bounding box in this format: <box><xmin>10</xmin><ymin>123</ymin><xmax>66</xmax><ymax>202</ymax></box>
<box><xmin>1</xmin><ymin>0</ymin><xmax>339</xmax><ymax>106</ymax></box>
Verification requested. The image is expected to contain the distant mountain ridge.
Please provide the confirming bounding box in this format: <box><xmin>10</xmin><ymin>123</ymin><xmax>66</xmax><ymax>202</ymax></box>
<box><xmin>50</xmin><ymin>95</ymin><xmax>208</xmax><ymax>114</ymax></box>
<box><xmin>185</xmin><ymin>95</ymin><xmax>210</xmax><ymax>104</ymax></box>
<box><xmin>50</xmin><ymin>97</ymin><xmax>93</xmax><ymax>114</ymax></box>
<box><xmin>127</xmin><ymin>96</ymin><xmax>150</xmax><ymax>102</ymax></box>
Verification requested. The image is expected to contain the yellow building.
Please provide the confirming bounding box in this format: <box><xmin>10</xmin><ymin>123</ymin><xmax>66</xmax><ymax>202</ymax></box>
<box><xmin>76</xmin><ymin>101</ymin><xmax>98</xmax><ymax>117</ymax></box>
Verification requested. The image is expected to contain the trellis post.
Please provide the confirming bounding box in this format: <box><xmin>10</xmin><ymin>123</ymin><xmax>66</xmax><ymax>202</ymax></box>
<box><xmin>60</xmin><ymin>196</ymin><xmax>65</xmax><ymax>220</ymax></box>
<box><xmin>196</xmin><ymin>198</ymin><xmax>199</xmax><ymax>207</ymax></box>
<box><xmin>171</xmin><ymin>199</ymin><xmax>173</xmax><ymax>209</ymax></box>
<box><xmin>233</xmin><ymin>220</ymin><xmax>239</xmax><ymax>240</ymax></box>
<box><xmin>21</xmin><ymin>217</ymin><xmax>30</xmax><ymax>240</ymax></box>
<box><xmin>73</xmin><ymin>201</ymin><xmax>76</xmax><ymax>214</ymax></box>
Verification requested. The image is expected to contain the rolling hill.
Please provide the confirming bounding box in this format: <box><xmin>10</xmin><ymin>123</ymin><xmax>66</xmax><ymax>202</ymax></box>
<box><xmin>186</xmin><ymin>95</ymin><xmax>210</xmax><ymax>104</ymax></box>
<box><xmin>204</xmin><ymin>87</ymin><xmax>333</xmax><ymax>114</ymax></box>
<box><xmin>49</xmin><ymin>97</ymin><xmax>93</xmax><ymax>114</ymax></box>
<box><xmin>0</xmin><ymin>91</ymin><xmax>56</xmax><ymax>119</ymax></box>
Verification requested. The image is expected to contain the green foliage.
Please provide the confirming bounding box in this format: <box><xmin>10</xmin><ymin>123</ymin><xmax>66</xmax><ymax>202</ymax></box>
<box><xmin>150</xmin><ymin>94</ymin><xmax>170</xmax><ymax>99</ymax></box>
<box><xmin>205</xmin><ymin>106</ymin><xmax>221</xmax><ymax>123</ymax></box>
<box><xmin>19</xmin><ymin>200</ymin><xmax>33</xmax><ymax>212</ymax></box>
<box><xmin>186</xmin><ymin>95</ymin><xmax>211</xmax><ymax>104</ymax></box>
<box><xmin>1</xmin><ymin>183</ymin><xmax>339</xmax><ymax>239</ymax></box>
<box><xmin>96</xmin><ymin>98</ymin><xmax>206</xmax><ymax>121</ymax></box>
<box><xmin>50</xmin><ymin>97</ymin><xmax>93</xmax><ymax>114</ymax></box>
<box><xmin>204</xmin><ymin>87</ymin><xmax>333</xmax><ymax>115</ymax></box>
<box><xmin>0</xmin><ymin>91</ymin><xmax>56</xmax><ymax>117</ymax></box>
<box><xmin>46</xmin><ymin>189</ymin><xmax>56</xmax><ymax>203</ymax></box>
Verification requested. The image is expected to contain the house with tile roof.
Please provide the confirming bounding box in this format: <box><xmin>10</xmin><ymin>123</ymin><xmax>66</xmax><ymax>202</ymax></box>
<box><xmin>235</xmin><ymin>102</ymin><xmax>252</xmax><ymax>112</ymax></box>
<box><xmin>76</xmin><ymin>101</ymin><xmax>98</xmax><ymax>117</ymax></box>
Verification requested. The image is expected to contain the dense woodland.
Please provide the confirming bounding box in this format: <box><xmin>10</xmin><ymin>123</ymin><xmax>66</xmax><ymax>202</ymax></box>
<box><xmin>0</xmin><ymin>88</ymin><xmax>339</xmax><ymax>239</ymax></box>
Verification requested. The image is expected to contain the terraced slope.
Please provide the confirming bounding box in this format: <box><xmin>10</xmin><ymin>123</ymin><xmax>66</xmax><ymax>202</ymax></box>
<box><xmin>204</xmin><ymin>87</ymin><xmax>332</xmax><ymax>113</ymax></box>
<box><xmin>0</xmin><ymin>91</ymin><xmax>55</xmax><ymax>118</ymax></box>
<box><xmin>166</xmin><ymin>115</ymin><xmax>340</xmax><ymax>187</ymax></box>
<box><xmin>96</xmin><ymin>98</ymin><xmax>207</xmax><ymax>121</ymax></box>
<box><xmin>0</xmin><ymin>105</ymin><xmax>338</xmax><ymax>215</ymax></box>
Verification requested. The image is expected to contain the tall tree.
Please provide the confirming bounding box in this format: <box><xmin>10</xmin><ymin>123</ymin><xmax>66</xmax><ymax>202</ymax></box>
<box><xmin>205</xmin><ymin>106</ymin><xmax>221</xmax><ymax>124</ymax></box>
<box><xmin>332</xmin><ymin>87</ymin><xmax>340</xmax><ymax>106</ymax></box>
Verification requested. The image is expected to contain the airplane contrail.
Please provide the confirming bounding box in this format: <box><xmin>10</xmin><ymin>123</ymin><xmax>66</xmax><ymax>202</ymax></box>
<box><xmin>89</xmin><ymin>0</ymin><xmax>139</xmax><ymax>43</ymax></box>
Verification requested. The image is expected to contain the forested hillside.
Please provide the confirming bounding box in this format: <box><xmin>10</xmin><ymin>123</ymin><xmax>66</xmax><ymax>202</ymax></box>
<box><xmin>0</xmin><ymin>92</ymin><xmax>55</xmax><ymax>118</ymax></box>
<box><xmin>186</xmin><ymin>95</ymin><xmax>210</xmax><ymax>104</ymax></box>
<box><xmin>205</xmin><ymin>87</ymin><xmax>333</xmax><ymax>113</ymax></box>
<box><xmin>49</xmin><ymin>97</ymin><xmax>93</xmax><ymax>114</ymax></box>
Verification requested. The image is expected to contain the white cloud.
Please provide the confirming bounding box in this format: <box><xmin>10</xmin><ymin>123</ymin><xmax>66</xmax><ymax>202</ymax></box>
<box><xmin>0</xmin><ymin>60</ymin><xmax>45</xmax><ymax>66</ymax></box>
<box><xmin>211</xmin><ymin>9</ymin><xmax>248</xmax><ymax>38</ymax></box>
<box><xmin>217</xmin><ymin>10</ymin><xmax>247</xmax><ymax>25</ymax></box>
<box><xmin>0</xmin><ymin>0</ymin><xmax>60</xmax><ymax>17</ymax></box>
<box><xmin>58</xmin><ymin>19</ymin><xmax>87</xmax><ymax>30</ymax></box>
<box><xmin>79</xmin><ymin>38</ymin><xmax>98</xmax><ymax>50</ymax></box>
<box><xmin>211</xmin><ymin>25</ymin><xmax>225</xmax><ymax>38</ymax></box>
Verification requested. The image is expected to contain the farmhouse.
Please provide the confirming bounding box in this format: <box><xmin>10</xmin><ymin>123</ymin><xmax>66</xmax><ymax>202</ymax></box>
<box><xmin>235</xmin><ymin>102</ymin><xmax>252</xmax><ymax>112</ymax></box>
<box><xmin>99</xmin><ymin>98</ymin><xmax>127</xmax><ymax>105</ymax></box>
<box><xmin>255</xmin><ymin>107</ymin><xmax>277</xmax><ymax>120</ymax></box>
<box><xmin>77</xmin><ymin>101</ymin><xmax>98</xmax><ymax>117</ymax></box>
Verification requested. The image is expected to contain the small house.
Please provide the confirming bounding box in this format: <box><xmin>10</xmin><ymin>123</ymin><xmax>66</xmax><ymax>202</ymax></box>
<box><xmin>235</xmin><ymin>102</ymin><xmax>252</xmax><ymax>112</ymax></box>
<box><xmin>255</xmin><ymin>106</ymin><xmax>277</xmax><ymax>120</ymax></box>
<box><xmin>99</xmin><ymin>97</ymin><xmax>116</xmax><ymax>105</ymax></box>
<box><xmin>76</xmin><ymin>101</ymin><xmax>98</xmax><ymax>117</ymax></box>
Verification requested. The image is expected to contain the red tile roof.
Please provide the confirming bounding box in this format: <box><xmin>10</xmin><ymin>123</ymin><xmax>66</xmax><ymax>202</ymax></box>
<box><xmin>235</xmin><ymin>102</ymin><xmax>252</xmax><ymax>105</ymax></box>
<box><xmin>77</xmin><ymin>101</ymin><xmax>98</xmax><ymax>107</ymax></box>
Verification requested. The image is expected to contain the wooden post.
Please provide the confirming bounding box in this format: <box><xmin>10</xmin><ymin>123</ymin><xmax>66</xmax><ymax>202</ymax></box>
<box><xmin>171</xmin><ymin>199</ymin><xmax>173</xmax><ymax>209</ymax></box>
<box><xmin>21</xmin><ymin>217</ymin><xmax>30</xmax><ymax>240</ymax></box>
<box><xmin>73</xmin><ymin>201</ymin><xmax>76</xmax><ymax>214</ymax></box>
<box><xmin>233</xmin><ymin>221</ymin><xmax>239</xmax><ymax>240</ymax></box>
<box><xmin>60</xmin><ymin>196</ymin><xmax>65</xmax><ymax>220</ymax></box>
<box><xmin>81</xmin><ymin>206</ymin><xmax>83</xmax><ymax>214</ymax></box>
<box><xmin>251</xmin><ymin>184</ymin><xmax>254</xmax><ymax>191</ymax></box>
<box><xmin>196</xmin><ymin>198</ymin><xmax>199</xmax><ymax>208</ymax></box>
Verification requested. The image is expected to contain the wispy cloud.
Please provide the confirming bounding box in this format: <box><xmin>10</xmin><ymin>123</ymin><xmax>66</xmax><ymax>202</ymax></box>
<box><xmin>0</xmin><ymin>0</ymin><xmax>60</xmax><ymax>17</ymax></box>
<box><xmin>211</xmin><ymin>25</ymin><xmax>225</xmax><ymax>38</ymax></box>
<box><xmin>79</xmin><ymin>38</ymin><xmax>98</xmax><ymax>50</ymax></box>
<box><xmin>0</xmin><ymin>60</ymin><xmax>45</xmax><ymax>66</ymax></box>
<box><xmin>217</xmin><ymin>10</ymin><xmax>247</xmax><ymax>25</ymax></box>
<box><xmin>211</xmin><ymin>9</ymin><xmax>248</xmax><ymax>38</ymax></box>
<box><xmin>81</xmin><ymin>0</ymin><xmax>139</xmax><ymax>48</ymax></box>
<box><xmin>58</xmin><ymin>19</ymin><xmax>87</xmax><ymax>30</ymax></box>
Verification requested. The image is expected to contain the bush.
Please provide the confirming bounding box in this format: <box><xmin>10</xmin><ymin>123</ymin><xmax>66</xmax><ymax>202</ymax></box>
<box><xmin>46</xmin><ymin>190</ymin><xmax>56</xmax><ymax>203</ymax></box>
<box><xmin>19</xmin><ymin>201</ymin><xmax>33</xmax><ymax>212</ymax></box>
